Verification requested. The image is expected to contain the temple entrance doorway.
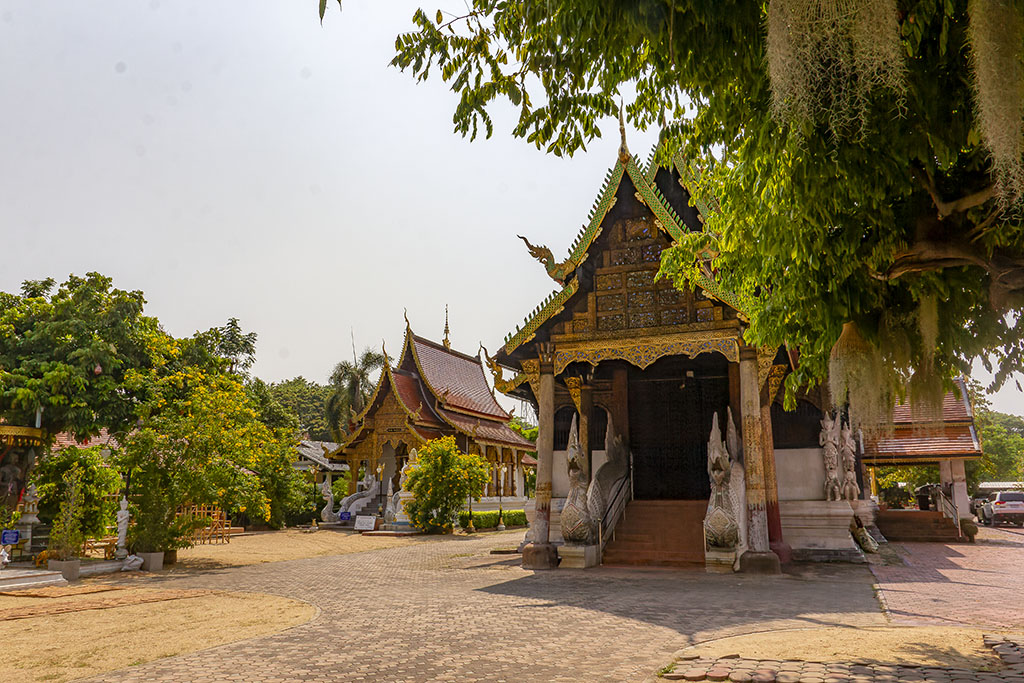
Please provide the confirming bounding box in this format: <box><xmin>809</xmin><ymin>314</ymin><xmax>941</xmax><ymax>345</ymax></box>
<box><xmin>628</xmin><ymin>356</ymin><xmax>730</xmax><ymax>500</ymax></box>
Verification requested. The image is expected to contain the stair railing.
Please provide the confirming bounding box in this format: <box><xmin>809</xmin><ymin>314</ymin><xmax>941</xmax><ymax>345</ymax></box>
<box><xmin>936</xmin><ymin>489</ymin><xmax>962</xmax><ymax>538</ymax></box>
<box><xmin>598</xmin><ymin>453</ymin><xmax>633</xmax><ymax>554</ymax></box>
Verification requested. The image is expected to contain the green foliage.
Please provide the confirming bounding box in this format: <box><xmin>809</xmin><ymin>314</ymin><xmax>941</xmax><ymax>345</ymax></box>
<box><xmin>126</xmin><ymin>462</ymin><xmax>201</xmax><ymax>553</ymax></box>
<box><xmin>970</xmin><ymin>382</ymin><xmax>1024</xmax><ymax>482</ymax></box>
<box><xmin>33</xmin><ymin>446</ymin><xmax>121</xmax><ymax>537</ymax></box>
<box><xmin>458</xmin><ymin>509</ymin><xmax>527</xmax><ymax>529</ymax></box>
<box><xmin>380</xmin><ymin>0</ymin><xmax>1024</xmax><ymax>404</ymax></box>
<box><xmin>327</xmin><ymin>348</ymin><xmax>386</xmax><ymax>442</ymax></box>
<box><xmin>403</xmin><ymin>437</ymin><xmax>489</xmax><ymax>533</ymax></box>
<box><xmin>0</xmin><ymin>506</ymin><xmax>20</xmax><ymax>530</ymax></box>
<box><xmin>48</xmin><ymin>467</ymin><xmax>85</xmax><ymax>560</ymax></box>
<box><xmin>0</xmin><ymin>272</ymin><xmax>162</xmax><ymax>439</ymax></box>
<box><xmin>268</xmin><ymin>377</ymin><xmax>333</xmax><ymax>441</ymax></box>
<box><xmin>509</xmin><ymin>417</ymin><xmax>538</xmax><ymax>443</ymax></box>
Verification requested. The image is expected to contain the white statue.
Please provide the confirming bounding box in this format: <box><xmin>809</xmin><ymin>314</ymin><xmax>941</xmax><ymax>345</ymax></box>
<box><xmin>726</xmin><ymin>408</ymin><xmax>748</xmax><ymax>570</ymax></box>
<box><xmin>338</xmin><ymin>473</ymin><xmax>379</xmax><ymax>515</ymax></box>
<box><xmin>320</xmin><ymin>478</ymin><xmax>340</xmax><ymax>523</ymax></box>
<box><xmin>840</xmin><ymin>421</ymin><xmax>861</xmax><ymax>501</ymax></box>
<box><xmin>115</xmin><ymin>496</ymin><xmax>130</xmax><ymax>559</ymax></box>
<box><xmin>704</xmin><ymin>412</ymin><xmax>739</xmax><ymax>549</ymax></box>
<box><xmin>820</xmin><ymin>412</ymin><xmax>842</xmax><ymax>501</ymax></box>
<box><xmin>0</xmin><ymin>544</ymin><xmax>10</xmax><ymax>569</ymax></box>
<box><xmin>121</xmin><ymin>554</ymin><xmax>144</xmax><ymax>571</ymax></box>
<box><xmin>395</xmin><ymin>452</ymin><xmax>416</xmax><ymax>526</ymax></box>
<box><xmin>560</xmin><ymin>415</ymin><xmax>595</xmax><ymax>544</ymax></box>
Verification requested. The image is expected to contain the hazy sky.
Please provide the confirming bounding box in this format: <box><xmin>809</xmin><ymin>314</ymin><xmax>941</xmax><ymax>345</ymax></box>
<box><xmin>2</xmin><ymin>1</ymin><xmax>1021</xmax><ymax>417</ymax></box>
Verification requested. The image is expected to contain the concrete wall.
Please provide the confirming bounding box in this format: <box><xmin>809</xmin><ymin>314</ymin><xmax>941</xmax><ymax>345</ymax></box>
<box><xmin>776</xmin><ymin>447</ymin><xmax>825</xmax><ymax>501</ymax></box>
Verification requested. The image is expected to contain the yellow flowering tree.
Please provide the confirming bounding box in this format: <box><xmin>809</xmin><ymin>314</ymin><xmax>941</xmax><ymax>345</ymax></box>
<box><xmin>403</xmin><ymin>437</ymin><xmax>488</xmax><ymax>533</ymax></box>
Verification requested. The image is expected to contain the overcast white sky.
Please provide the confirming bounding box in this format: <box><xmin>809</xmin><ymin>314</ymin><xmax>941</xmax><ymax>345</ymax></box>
<box><xmin>1</xmin><ymin>1</ymin><xmax>1021</xmax><ymax>417</ymax></box>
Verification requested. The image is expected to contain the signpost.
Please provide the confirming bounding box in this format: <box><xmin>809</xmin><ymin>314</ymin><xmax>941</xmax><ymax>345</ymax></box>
<box><xmin>354</xmin><ymin>515</ymin><xmax>377</xmax><ymax>532</ymax></box>
<box><xmin>1</xmin><ymin>529</ymin><xmax>20</xmax><ymax>545</ymax></box>
<box><xmin>338</xmin><ymin>511</ymin><xmax>351</xmax><ymax>522</ymax></box>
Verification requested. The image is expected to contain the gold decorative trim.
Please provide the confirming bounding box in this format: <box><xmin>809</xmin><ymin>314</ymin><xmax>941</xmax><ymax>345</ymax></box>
<box><xmin>766</xmin><ymin>364</ymin><xmax>788</xmax><ymax>404</ymax></box>
<box><xmin>0</xmin><ymin>425</ymin><xmax>45</xmax><ymax>447</ymax></box>
<box><xmin>757</xmin><ymin>346</ymin><xmax>778</xmax><ymax>388</ymax></box>
<box><xmin>564</xmin><ymin>376</ymin><xmax>583</xmax><ymax>412</ymax></box>
<box><xmin>552</xmin><ymin>330</ymin><xmax>740</xmax><ymax>375</ymax></box>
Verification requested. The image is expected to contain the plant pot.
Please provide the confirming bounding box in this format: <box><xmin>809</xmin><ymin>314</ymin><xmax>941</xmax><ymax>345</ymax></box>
<box><xmin>163</xmin><ymin>549</ymin><xmax>177</xmax><ymax>565</ymax></box>
<box><xmin>137</xmin><ymin>551</ymin><xmax>164</xmax><ymax>572</ymax></box>
<box><xmin>48</xmin><ymin>558</ymin><xmax>81</xmax><ymax>581</ymax></box>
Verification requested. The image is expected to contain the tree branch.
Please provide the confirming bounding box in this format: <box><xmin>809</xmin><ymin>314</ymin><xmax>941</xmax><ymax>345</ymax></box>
<box><xmin>911</xmin><ymin>167</ymin><xmax>995</xmax><ymax>218</ymax></box>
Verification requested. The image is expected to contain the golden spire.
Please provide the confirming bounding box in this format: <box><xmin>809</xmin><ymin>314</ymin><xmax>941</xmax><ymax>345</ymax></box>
<box><xmin>618</xmin><ymin>105</ymin><xmax>630</xmax><ymax>163</ymax></box>
<box><xmin>443</xmin><ymin>305</ymin><xmax>451</xmax><ymax>350</ymax></box>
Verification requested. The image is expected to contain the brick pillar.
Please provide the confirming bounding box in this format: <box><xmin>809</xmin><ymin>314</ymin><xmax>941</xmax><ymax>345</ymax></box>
<box><xmin>739</xmin><ymin>347</ymin><xmax>780</xmax><ymax>573</ymax></box>
<box><xmin>523</xmin><ymin>352</ymin><xmax>558</xmax><ymax>570</ymax></box>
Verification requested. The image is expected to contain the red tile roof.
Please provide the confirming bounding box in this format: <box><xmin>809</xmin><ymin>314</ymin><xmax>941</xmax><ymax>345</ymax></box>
<box><xmin>440</xmin><ymin>409</ymin><xmax>535</xmax><ymax>450</ymax></box>
<box><xmin>890</xmin><ymin>378</ymin><xmax>973</xmax><ymax>423</ymax></box>
<box><xmin>864</xmin><ymin>424</ymin><xmax>981</xmax><ymax>464</ymax></box>
<box><xmin>412</xmin><ymin>335</ymin><xmax>509</xmax><ymax>420</ymax></box>
<box><xmin>52</xmin><ymin>428</ymin><xmax>119</xmax><ymax>450</ymax></box>
<box><xmin>863</xmin><ymin>378</ymin><xmax>981</xmax><ymax>464</ymax></box>
<box><xmin>391</xmin><ymin>371</ymin><xmax>444</xmax><ymax>429</ymax></box>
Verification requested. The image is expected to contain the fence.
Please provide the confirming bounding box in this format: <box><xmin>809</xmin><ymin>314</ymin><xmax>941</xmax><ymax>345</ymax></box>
<box><xmin>176</xmin><ymin>504</ymin><xmax>231</xmax><ymax>545</ymax></box>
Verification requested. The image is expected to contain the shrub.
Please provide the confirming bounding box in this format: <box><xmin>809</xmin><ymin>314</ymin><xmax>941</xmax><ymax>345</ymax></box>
<box><xmin>404</xmin><ymin>437</ymin><xmax>488</xmax><ymax>533</ymax></box>
<box><xmin>33</xmin><ymin>446</ymin><xmax>122</xmax><ymax>537</ymax></box>
<box><xmin>458</xmin><ymin>509</ymin><xmax>527</xmax><ymax>529</ymax></box>
<box><xmin>48</xmin><ymin>467</ymin><xmax>85</xmax><ymax>560</ymax></box>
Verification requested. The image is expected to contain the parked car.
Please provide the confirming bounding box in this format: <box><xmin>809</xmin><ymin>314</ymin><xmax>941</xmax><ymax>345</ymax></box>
<box><xmin>970</xmin><ymin>493</ymin><xmax>990</xmax><ymax>517</ymax></box>
<box><xmin>980</xmin><ymin>491</ymin><xmax>1024</xmax><ymax>526</ymax></box>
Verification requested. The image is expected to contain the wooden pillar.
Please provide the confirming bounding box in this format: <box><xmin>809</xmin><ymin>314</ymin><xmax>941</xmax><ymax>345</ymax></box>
<box><xmin>523</xmin><ymin>348</ymin><xmax>558</xmax><ymax>569</ymax></box>
<box><xmin>347</xmin><ymin>457</ymin><xmax>359</xmax><ymax>495</ymax></box>
<box><xmin>738</xmin><ymin>347</ymin><xmax>780</xmax><ymax>573</ymax></box>
<box><xmin>762</xmin><ymin>365</ymin><xmax>791</xmax><ymax>563</ymax></box>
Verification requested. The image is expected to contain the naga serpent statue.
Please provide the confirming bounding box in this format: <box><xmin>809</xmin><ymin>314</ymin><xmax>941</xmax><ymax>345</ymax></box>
<box><xmin>560</xmin><ymin>414</ymin><xmax>596</xmax><ymax>544</ymax></box>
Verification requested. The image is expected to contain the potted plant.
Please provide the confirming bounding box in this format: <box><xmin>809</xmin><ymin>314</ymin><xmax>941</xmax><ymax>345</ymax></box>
<box><xmin>47</xmin><ymin>468</ymin><xmax>85</xmax><ymax>581</ymax></box>
<box><xmin>127</xmin><ymin>467</ymin><xmax>200</xmax><ymax>570</ymax></box>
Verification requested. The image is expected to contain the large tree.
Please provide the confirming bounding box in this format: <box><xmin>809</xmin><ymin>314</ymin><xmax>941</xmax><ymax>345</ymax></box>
<box><xmin>325</xmin><ymin>0</ymin><xmax>1024</xmax><ymax>419</ymax></box>
<box><xmin>0</xmin><ymin>273</ymin><xmax>162</xmax><ymax>438</ymax></box>
<box><xmin>326</xmin><ymin>348</ymin><xmax>386</xmax><ymax>441</ymax></box>
<box><xmin>267</xmin><ymin>377</ymin><xmax>333</xmax><ymax>441</ymax></box>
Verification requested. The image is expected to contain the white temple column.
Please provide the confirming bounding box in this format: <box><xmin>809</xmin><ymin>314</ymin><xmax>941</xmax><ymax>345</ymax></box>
<box><xmin>949</xmin><ymin>459</ymin><xmax>970</xmax><ymax>518</ymax></box>
<box><xmin>738</xmin><ymin>346</ymin><xmax>781</xmax><ymax>573</ymax></box>
<box><xmin>523</xmin><ymin>350</ymin><xmax>558</xmax><ymax>569</ymax></box>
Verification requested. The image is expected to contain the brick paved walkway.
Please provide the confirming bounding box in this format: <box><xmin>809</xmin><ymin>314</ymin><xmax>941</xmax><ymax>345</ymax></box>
<box><xmin>78</xmin><ymin>528</ymin><xmax>1024</xmax><ymax>682</ymax></box>
<box><xmin>82</xmin><ymin>531</ymin><xmax>884</xmax><ymax>682</ymax></box>
<box><xmin>871</xmin><ymin>527</ymin><xmax>1024</xmax><ymax>630</ymax></box>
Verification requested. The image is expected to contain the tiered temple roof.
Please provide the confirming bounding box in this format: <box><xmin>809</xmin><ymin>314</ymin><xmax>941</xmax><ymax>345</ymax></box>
<box><xmin>862</xmin><ymin>378</ymin><xmax>982</xmax><ymax>464</ymax></box>
<box><xmin>330</xmin><ymin>324</ymin><xmax>534</xmax><ymax>461</ymax></box>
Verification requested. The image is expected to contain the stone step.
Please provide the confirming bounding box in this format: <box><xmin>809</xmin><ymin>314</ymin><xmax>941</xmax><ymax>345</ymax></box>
<box><xmin>0</xmin><ymin>568</ymin><xmax>68</xmax><ymax>591</ymax></box>
<box><xmin>603</xmin><ymin>500</ymin><xmax>706</xmax><ymax>567</ymax></box>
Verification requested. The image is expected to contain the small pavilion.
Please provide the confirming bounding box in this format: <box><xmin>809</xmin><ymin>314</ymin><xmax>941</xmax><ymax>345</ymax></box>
<box><xmin>863</xmin><ymin>378</ymin><xmax>982</xmax><ymax>515</ymax></box>
<box><xmin>327</xmin><ymin>320</ymin><xmax>535</xmax><ymax>512</ymax></box>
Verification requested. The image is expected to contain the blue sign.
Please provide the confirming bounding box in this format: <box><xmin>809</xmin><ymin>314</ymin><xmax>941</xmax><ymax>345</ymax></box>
<box><xmin>339</xmin><ymin>512</ymin><xmax>351</xmax><ymax>521</ymax></box>
<box><xmin>1</xmin><ymin>529</ymin><xmax>19</xmax><ymax>545</ymax></box>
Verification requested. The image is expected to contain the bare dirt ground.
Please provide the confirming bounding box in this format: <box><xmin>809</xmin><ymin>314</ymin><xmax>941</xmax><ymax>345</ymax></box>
<box><xmin>0</xmin><ymin>585</ymin><xmax>314</xmax><ymax>683</ymax></box>
<box><xmin>678</xmin><ymin>625</ymin><xmax>1003</xmax><ymax>670</ymax></box>
<box><xmin>171</xmin><ymin>527</ymin><xmax>431</xmax><ymax>569</ymax></box>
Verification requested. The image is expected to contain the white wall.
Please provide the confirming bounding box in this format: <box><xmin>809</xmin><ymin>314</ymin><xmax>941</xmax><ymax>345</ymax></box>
<box><xmin>776</xmin><ymin>448</ymin><xmax>826</xmax><ymax>501</ymax></box>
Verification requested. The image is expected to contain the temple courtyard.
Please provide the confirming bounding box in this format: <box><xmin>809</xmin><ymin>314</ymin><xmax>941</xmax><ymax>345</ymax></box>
<box><xmin>3</xmin><ymin>527</ymin><xmax>1024</xmax><ymax>683</ymax></box>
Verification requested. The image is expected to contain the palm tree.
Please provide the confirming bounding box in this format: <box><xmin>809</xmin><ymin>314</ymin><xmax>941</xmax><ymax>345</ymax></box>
<box><xmin>326</xmin><ymin>347</ymin><xmax>387</xmax><ymax>442</ymax></box>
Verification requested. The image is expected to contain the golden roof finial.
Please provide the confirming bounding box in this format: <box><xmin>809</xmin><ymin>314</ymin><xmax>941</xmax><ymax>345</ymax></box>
<box><xmin>443</xmin><ymin>305</ymin><xmax>451</xmax><ymax>350</ymax></box>
<box><xmin>618</xmin><ymin>104</ymin><xmax>630</xmax><ymax>163</ymax></box>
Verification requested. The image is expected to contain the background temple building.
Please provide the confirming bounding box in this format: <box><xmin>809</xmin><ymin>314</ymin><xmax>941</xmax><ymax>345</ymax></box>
<box><xmin>490</xmin><ymin>139</ymin><xmax>922</xmax><ymax>571</ymax></box>
<box><xmin>328</xmin><ymin>322</ymin><xmax>535</xmax><ymax>515</ymax></box>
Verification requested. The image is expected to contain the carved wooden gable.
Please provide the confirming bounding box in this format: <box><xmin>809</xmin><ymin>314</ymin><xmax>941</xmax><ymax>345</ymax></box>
<box><xmin>549</xmin><ymin>180</ymin><xmax>736</xmax><ymax>345</ymax></box>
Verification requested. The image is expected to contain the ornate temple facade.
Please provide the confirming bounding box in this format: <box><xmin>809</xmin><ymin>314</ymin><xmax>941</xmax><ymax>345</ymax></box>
<box><xmin>327</xmin><ymin>322</ymin><xmax>535</xmax><ymax>517</ymax></box>
<box><xmin>489</xmin><ymin>140</ymin><xmax>875</xmax><ymax>571</ymax></box>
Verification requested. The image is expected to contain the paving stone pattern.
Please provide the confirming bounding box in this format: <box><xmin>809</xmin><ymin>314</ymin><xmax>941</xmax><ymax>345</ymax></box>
<box><xmin>82</xmin><ymin>531</ymin><xmax>884</xmax><ymax>683</ymax></box>
<box><xmin>662</xmin><ymin>650</ymin><xmax>1024</xmax><ymax>683</ymax></box>
<box><xmin>871</xmin><ymin>528</ymin><xmax>1024</xmax><ymax>630</ymax></box>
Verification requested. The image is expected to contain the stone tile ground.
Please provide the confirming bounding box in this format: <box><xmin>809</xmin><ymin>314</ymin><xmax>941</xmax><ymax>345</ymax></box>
<box><xmin>77</xmin><ymin>527</ymin><xmax>1024</xmax><ymax>682</ymax></box>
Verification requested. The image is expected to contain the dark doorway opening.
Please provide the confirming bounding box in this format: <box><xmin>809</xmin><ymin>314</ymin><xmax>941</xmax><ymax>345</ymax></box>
<box><xmin>628</xmin><ymin>357</ymin><xmax>729</xmax><ymax>500</ymax></box>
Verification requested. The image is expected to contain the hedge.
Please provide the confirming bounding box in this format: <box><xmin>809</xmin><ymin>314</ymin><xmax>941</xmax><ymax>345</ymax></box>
<box><xmin>458</xmin><ymin>509</ymin><xmax>527</xmax><ymax>529</ymax></box>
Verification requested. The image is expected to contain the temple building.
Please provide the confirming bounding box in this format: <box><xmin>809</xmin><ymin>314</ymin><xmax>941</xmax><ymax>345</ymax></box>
<box><xmin>489</xmin><ymin>137</ymin><xmax>878</xmax><ymax>571</ymax></box>
<box><xmin>327</xmin><ymin>320</ymin><xmax>535</xmax><ymax>516</ymax></box>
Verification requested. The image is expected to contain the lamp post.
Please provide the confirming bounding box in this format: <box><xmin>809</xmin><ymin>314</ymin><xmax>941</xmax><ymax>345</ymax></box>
<box><xmin>466</xmin><ymin>494</ymin><xmax>475</xmax><ymax>533</ymax></box>
<box><xmin>376</xmin><ymin>462</ymin><xmax>385</xmax><ymax>518</ymax></box>
<box><xmin>497</xmin><ymin>464</ymin><xmax>506</xmax><ymax>531</ymax></box>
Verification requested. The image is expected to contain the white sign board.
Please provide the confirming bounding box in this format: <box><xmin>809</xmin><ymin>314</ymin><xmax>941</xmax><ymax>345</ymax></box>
<box><xmin>354</xmin><ymin>515</ymin><xmax>377</xmax><ymax>531</ymax></box>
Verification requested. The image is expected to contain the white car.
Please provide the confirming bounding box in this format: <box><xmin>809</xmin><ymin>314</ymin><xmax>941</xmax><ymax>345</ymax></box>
<box><xmin>980</xmin><ymin>491</ymin><xmax>1024</xmax><ymax>526</ymax></box>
